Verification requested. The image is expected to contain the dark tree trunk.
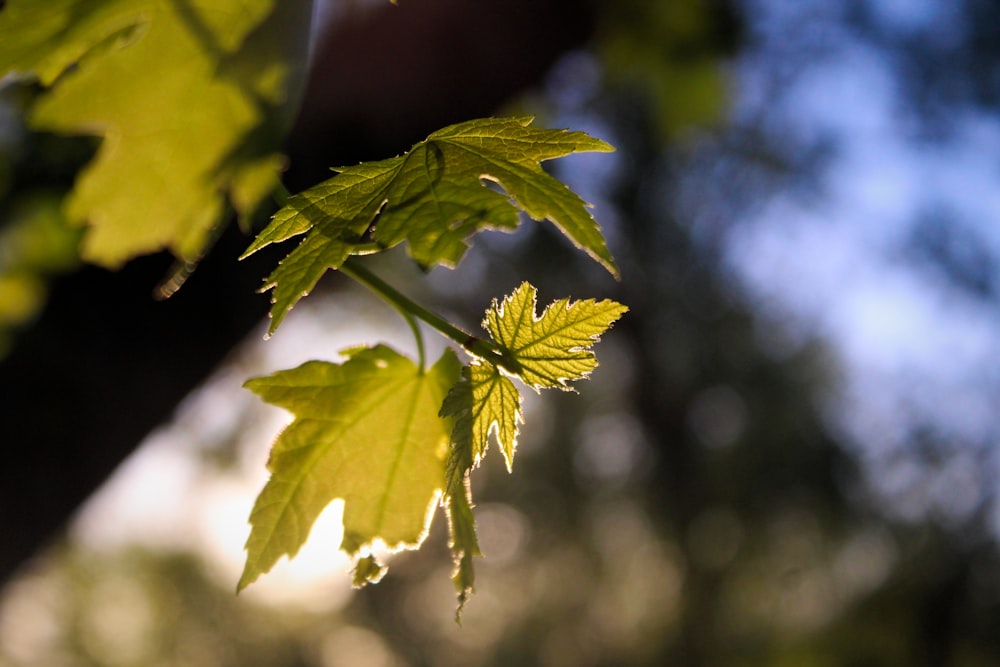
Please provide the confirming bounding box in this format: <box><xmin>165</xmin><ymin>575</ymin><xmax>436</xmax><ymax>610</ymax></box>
<box><xmin>0</xmin><ymin>0</ymin><xmax>593</xmax><ymax>586</ymax></box>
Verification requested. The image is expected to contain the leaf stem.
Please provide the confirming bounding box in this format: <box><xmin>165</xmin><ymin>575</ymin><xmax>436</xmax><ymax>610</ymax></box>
<box><xmin>401</xmin><ymin>307</ymin><xmax>427</xmax><ymax>371</ymax></box>
<box><xmin>339</xmin><ymin>258</ymin><xmax>426</xmax><ymax>369</ymax></box>
<box><xmin>340</xmin><ymin>258</ymin><xmax>509</xmax><ymax>369</ymax></box>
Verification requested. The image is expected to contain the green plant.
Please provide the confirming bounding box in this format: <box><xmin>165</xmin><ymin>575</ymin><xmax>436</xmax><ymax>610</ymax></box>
<box><xmin>0</xmin><ymin>0</ymin><xmax>625</xmax><ymax>614</ymax></box>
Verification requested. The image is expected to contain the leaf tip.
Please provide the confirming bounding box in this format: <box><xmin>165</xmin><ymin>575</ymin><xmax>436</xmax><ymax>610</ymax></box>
<box><xmin>352</xmin><ymin>554</ymin><xmax>388</xmax><ymax>587</ymax></box>
<box><xmin>454</xmin><ymin>591</ymin><xmax>470</xmax><ymax>625</ymax></box>
<box><xmin>241</xmin><ymin>374</ymin><xmax>264</xmax><ymax>393</ymax></box>
<box><xmin>592</xmin><ymin>138</ymin><xmax>617</xmax><ymax>153</ymax></box>
<box><xmin>605</xmin><ymin>258</ymin><xmax>622</xmax><ymax>280</ymax></box>
<box><xmin>236</xmin><ymin>566</ymin><xmax>258</xmax><ymax>594</ymax></box>
<box><xmin>265</xmin><ymin>301</ymin><xmax>292</xmax><ymax>337</ymax></box>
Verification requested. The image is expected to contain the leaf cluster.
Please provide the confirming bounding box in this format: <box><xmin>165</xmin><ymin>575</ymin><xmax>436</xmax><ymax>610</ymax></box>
<box><xmin>0</xmin><ymin>0</ymin><xmax>627</xmax><ymax>617</ymax></box>
<box><xmin>241</xmin><ymin>116</ymin><xmax>617</xmax><ymax>334</ymax></box>
<box><xmin>238</xmin><ymin>118</ymin><xmax>627</xmax><ymax>614</ymax></box>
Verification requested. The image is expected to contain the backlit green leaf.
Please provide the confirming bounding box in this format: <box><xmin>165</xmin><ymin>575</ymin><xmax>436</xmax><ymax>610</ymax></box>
<box><xmin>244</xmin><ymin>159</ymin><xmax>400</xmax><ymax>334</ymax></box>
<box><xmin>245</xmin><ymin>117</ymin><xmax>616</xmax><ymax>333</ymax></box>
<box><xmin>440</xmin><ymin>362</ymin><xmax>522</xmax><ymax>491</ymax></box>
<box><xmin>438</xmin><ymin>283</ymin><xmax>625</xmax><ymax>612</ymax></box>
<box><xmin>484</xmin><ymin>282</ymin><xmax>628</xmax><ymax>390</ymax></box>
<box><xmin>238</xmin><ymin>345</ymin><xmax>460</xmax><ymax>591</ymax></box>
<box><xmin>0</xmin><ymin>0</ymin><xmax>313</xmax><ymax>267</ymax></box>
<box><xmin>444</xmin><ymin>483</ymin><xmax>481</xmax><ymax>618</ymax></box>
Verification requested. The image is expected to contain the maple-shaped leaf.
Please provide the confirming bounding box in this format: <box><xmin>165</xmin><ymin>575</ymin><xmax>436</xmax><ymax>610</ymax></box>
<box><xmin>484</xmin><ymin>282</ymin><xmax>628</xmax><ymax>390</ymax></box>
<box><xmin>438</xmin><ymin>364</ymin><xmax>517</xmax><ymax>617</ymax></box>
<box><xmin>440</xmin><ymin>362</ymin><xmax>522</xmax><ymax>491</ymax></box>
<box><xmin>238</xmin><ymin>345</ymin><xmax>460</xmax><ymax>591</ymax></box>
<box><xmin>242</xmin><ymin>159</ymin><xmax>401</xmax><ymax>334</ymax></box>
<box><xmin>438</xmin><ymin>283</ymin><xmax>625</xmax><ymax>612</ymax></box>
<box><xmin>0</xmin><ymin>0</ymin><xmax>313</xmax><ymax>267</ymax></box>
<box><xmin>244</xmin><ymin>116</ymin><xmax>616</xmax><ymax>334</ymax></box>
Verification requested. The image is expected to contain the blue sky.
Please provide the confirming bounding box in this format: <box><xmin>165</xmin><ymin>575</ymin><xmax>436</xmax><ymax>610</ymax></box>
<box><xmin>710</xmin><ymin>0</ymin><xmax>1000</xmax><ymax>525</ymax></box>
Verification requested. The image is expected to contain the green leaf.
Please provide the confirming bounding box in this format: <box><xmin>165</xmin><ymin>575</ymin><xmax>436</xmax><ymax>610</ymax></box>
<box><xmin>437</xmin><ymin>283</ymin><xmax>624</xmax><ymax>612</ymax></box>
<box><xmin>0</xmin><ymin>0</ymin><xmax>313</xmax><ymax>267</ymax></box>
<box><xmin>484</xmin><ymin>282</ymin><xmax>628</xmax><ymax>390</ymax></box>
<box><xmin>238</xmin><ymin>345</ymin><xmax>460</xmax><ymax>591</ymax></box>
<box><xmin>411</xmin><ymin>118</ymin><xmax>617</xmax><ymax>273</ymax></box>
<box><xmin>438</xmin><ymin>357</ymin><xmax>521</xmax><ymax>618</ymax></box>
<box><xmin>444</xmin><ymin>483</ymin><xmax>481</xmax><ymax>618</ymax></box>
<box><xmin>0</xmin><ymin>0</ymin><xmax>146</xmax><ymax>86</ymax></box>
<box><xmin>440</xmin><ymin>362</ymin><xmax>522</xmax><ymax>490</ymax></box>
<box><xmin>245</xmin><ymin>116</ymin><xmax>616</xmax><ymax>333</ymax></box>
<box><xmin>245</xmin><ymin>159</ymin><xmax>400</xmax><ymax>335</ymax></box>
<box><xmin>351</xmin><ymin>554</ymin><xmax>387</xmax><ymax>588</ymax></box>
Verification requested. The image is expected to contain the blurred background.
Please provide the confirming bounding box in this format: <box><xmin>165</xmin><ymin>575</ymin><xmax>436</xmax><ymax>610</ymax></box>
<box><xmin>3</xmin><ymin>0</ymin><xmax>1000</xmax><ymax>665</ymax></box>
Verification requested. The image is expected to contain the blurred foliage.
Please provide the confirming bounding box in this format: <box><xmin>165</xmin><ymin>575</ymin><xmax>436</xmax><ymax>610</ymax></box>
<box><xmin>0</xmin><ymin>194</ymin><xmax>81</xmax><ymax>357</ymax></box>
<box><xmin>0</xmin><ymin>0</ymin><xmax>312</xmax><ymax>269</ymax></box>
<box><xmin>593</xmin><ymin>0</ymin><xmax>740</xmax><ymax>138</ymax></box>
<box><xmin>0</xmin><ymin>546</ymin><xmax>334</xmax><ymax>667</ymax></box>
<box><xmin>0</xmin><ymin>85</ymin><xmax>86</xmax><ymax>359</ymax></box>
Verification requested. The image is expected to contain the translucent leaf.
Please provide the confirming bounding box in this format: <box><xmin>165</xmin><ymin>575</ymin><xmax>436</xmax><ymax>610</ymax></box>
<box><xmin>484</xmin><ymin>282</ymin><xmax>628</xmax><ymax>390</ymax></box>
<box><xmin>238</xmin><ymin>346</ymin><xmax>460</xmax><ymax>591</ymax></box>
<box><xmin>440</xmin><ymin>362</ymin><xmax>522</xmax><ymax>490</ymax></box>
<box><xmin>0</xmin><ymin>0</ymin><xmax>313</xmax><ymax>267</ymax></box>
<box><xmin>438</xmin><ymin>283</ymin><xmax>625</xmax><ymax>611</ymax></box>
<box><xmin>444</xmin><ymin>483</ymin><xmax>481</xmax><ymax>618</ymax></box>
<box><xmin>245</xmin><ymin>117</ymin><xmax>616</xmax><ymax>333</ymax></box>
<box><xmin>244</xmin><ymin>159</ymin><xmax>400</xmax><ymax>334</ymax></box>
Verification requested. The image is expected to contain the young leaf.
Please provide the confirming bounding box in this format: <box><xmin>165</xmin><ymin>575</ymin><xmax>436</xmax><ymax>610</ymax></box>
<box><xmin>243</xmin><ymin>159</ymin><xmax>400</xmax><ymax>334</ymax></box>
<box><xmin>444</xmin><ymin>482</ymin><xmax>481</xmax><ymax>617</ymax></box>
<box><xmin>484</xmin><ymin>282</ymin><xmax>628</xmax><ymax>390</ymax></box>
<box><xmin>245</xmin><ymin>117</ymin><xmax>617</xmax><ymax>333</ymax></box>
<box><xmin>438</xmin><ymin>283</ymin><xmax>625</xmax><ymax>612</ymax></box>
<box><xmin>0</xmin><ymin>0</ymin><xmax>313</xmax><ymax>268</ymax></box>
<box><xmin>238</xmin><ymin>345</ymin><xmax>460</xmax><ymax>591</ymax></box>
<box><xmin>414</xmin><ymin>118</ymin><xmax>618</xmax><ymax>274</ymax></box>
<box><xmin>440</xmin><ymin>362</ymin><xmax>522</xmax><ymax>488</ymax></box>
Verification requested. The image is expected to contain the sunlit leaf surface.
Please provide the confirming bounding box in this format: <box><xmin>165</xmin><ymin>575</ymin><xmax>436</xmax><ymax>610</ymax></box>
<box><xmin>484</xmin><ymin>282</ymin><xmax>628</xmax><ymax>390</ymax></box>
<box><xmin>244</xmin><ymin>117</ymin><xmax>616</xmax><ymax>334</ymax></box>
<box><xmin>0</xmin><ymin>0</ymin><xmax>313</xmax><ymax>267</ymax></box>
<box><xmin>239</xmin><ymin>345</ymin><xmax>460</xmax><ymax>591</ymax></box>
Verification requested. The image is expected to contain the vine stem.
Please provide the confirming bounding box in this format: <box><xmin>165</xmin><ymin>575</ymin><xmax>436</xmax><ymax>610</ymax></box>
<box><xmin>272</xmin><ymin>181</ymin><xmax>508</xmax><ymax>370</ymax></box>
<box><xmin>339</xmin><ymin>258</ymin><xmax>509</xmax><ymax>369</ymax></box>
